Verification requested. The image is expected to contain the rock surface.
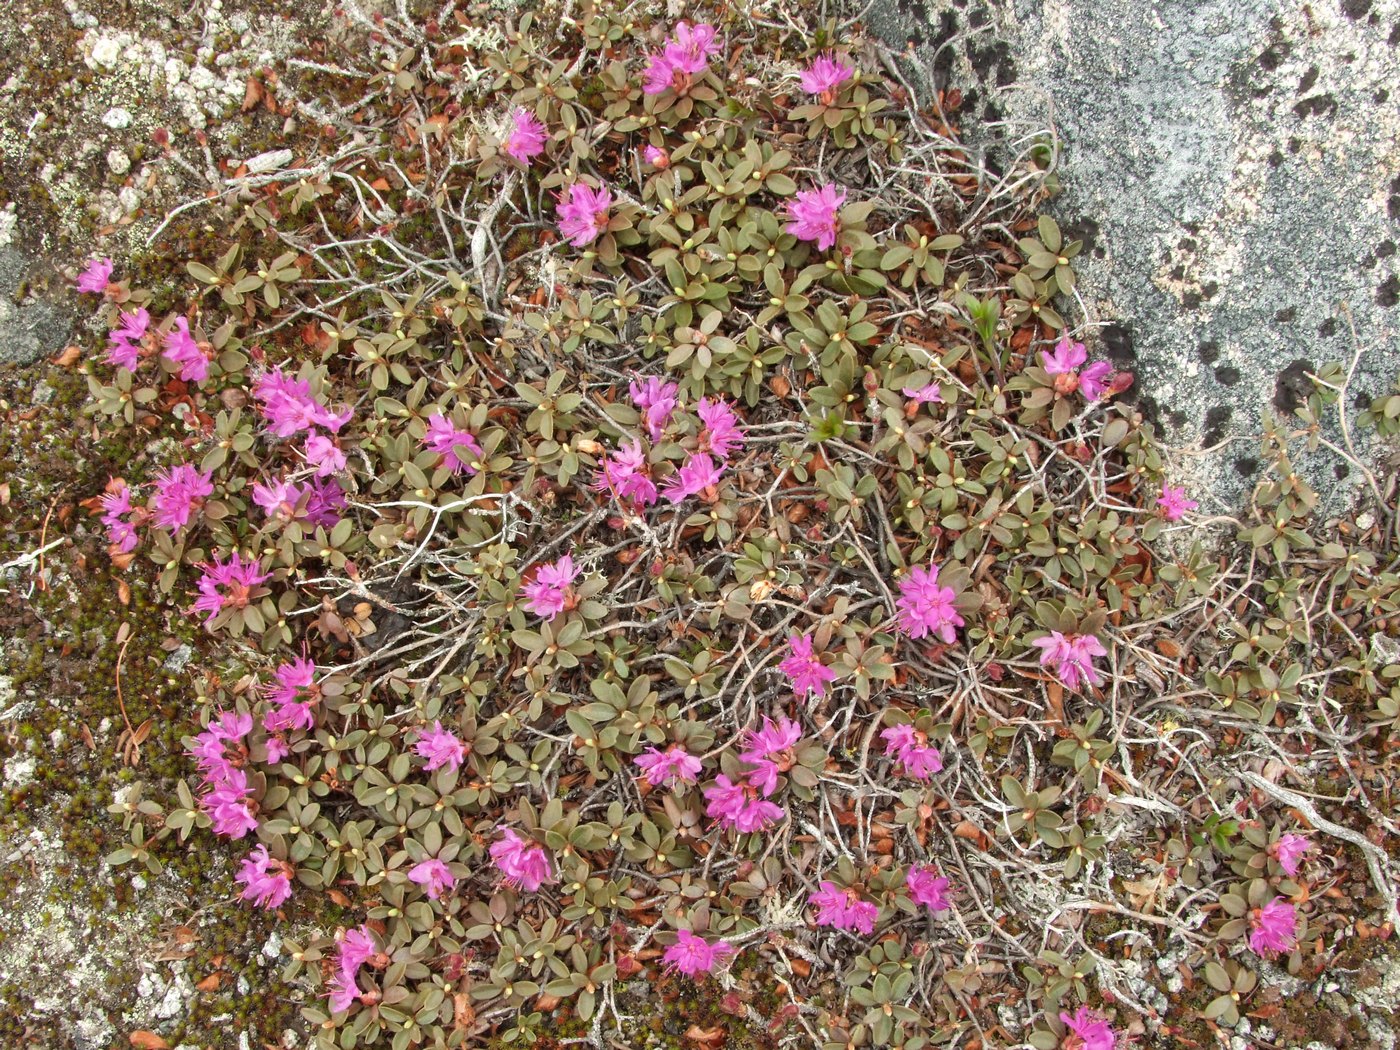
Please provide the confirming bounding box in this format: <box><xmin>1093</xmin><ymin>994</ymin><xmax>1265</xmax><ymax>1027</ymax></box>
<box><xmin>0</xmin><ymin>247</ymin><xmax>71</xmax><ymax>368</ymax></box>
<box><xmin>870</xmin><ymin>0</ymin><xmax>1400</xmax><ymax>513</ymax></box>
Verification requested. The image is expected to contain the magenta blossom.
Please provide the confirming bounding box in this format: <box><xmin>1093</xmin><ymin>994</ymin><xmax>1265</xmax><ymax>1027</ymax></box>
<box><xmin>414</xmin><ymin>721</ymin><xmax>468</xmax><ymax>772</ymax></box>
<box><xmin>161</xmin><ymin>317</ymin><xmax>210</xmax><ymax>383</ymax></box>
<box><xmin>663</xmin><ymin>929</ymin><xmax>736</xmax><ymax>978</ymax></box>
<box><xmin>328</xmin><ymin>925</ymin><xmax>378</xmax><ymax>1014</ymax></box>
<box><xmin>191</xmin><ymin>551</ymin><xmax>271</xmax><ymax>626</ymax></box>
<box><xmin>106</xmin><ymin>307</ymin><xmax>150</xmax><ymax>370</ymax></box>
<box><xmin>634</xmin><ymin>744</ymin><xmax>703</xmax><ymax>788</ymax></box>
<box><xmin>263</xmin><ymin>657</ymin><xmax>318</xmax><ymax>734</ymax></box>
<box><xmin>703</xmin><ymin>773</ymin><xmax>785</xmax><ymax>833</ymax></box>
<box><xmin>906</xmin><ymin>865</ymin><xmax>951</xmax><ymax>912</ymax></box>
<box><xmin>422</xmin><ymin>413</ymin><xmax>484</xmax><ymax>475</ymax></box>
<box><xmin>1156</xmin><ymin>482</ymin><xmax>1198</xmax><ymax>521</ymax></box>
<box><xmin>490</xmin><ymin>827</ymin><xmax>554</xmax><ymax>892</ymax></box>
<box><xmin>1059</xmin><ymin>1006</ymin><xmax>1118</xmax><ymax>1050</ymax></box>
<box><xmin>556</xmin><ymin>182</ymin><xmax>613</xmax><ymax>248</ymax></box>
<box><xmin>738</xmin><ymin>716</ymin><xmax>802</xmax><ymax>797</ymax></box>
<box><xmin>784</xmin><ymin>182</ymin><xmax>847</xmax><ymax>251</ymax></box>
<box><xmin>150</xmin><ymin>463</ymin><xmax>213</xmax><ymax>532</ymax></box>
<box><xmin>522</xmin><ymin>554</ymin><xmax>581</xmax><ymax>620</ymax></box>
<box><xmin>1271</xmin><ymin>833</ymin><xmax>1310</xmax><ymax>877</ymax></box>
<box><xmin>304</xmin><ymin>432</ymin><xmax>347</xmax><ymax>477</ymax></box>
<box><xmin>800</xmin><ymin>52</ymin><xmax>854</xmax><ymax>98</ymax></box>
<box><xmin>76</xmin><ymin>257</ymin><xmax>114</xmax><ymax>294</ymax></box>
<box><xmin>236</xmin><ymin>844</ymin><xmax>293</xmax><ymax>909</ymax></box>
<box><xmin>99</xmin><ymin>482</ymin><xmax>139</xmax><ymax>553</ymax></box>
<box><xmin>642</xmin><ymin>145</ymin><xmax>670</xmax><ymax>169</ymax></box>
<box><xmin>629</xmin><ymin>375</ymin><xmax>679</xmax><ymax>441</ymax></box>
<box><xmin>641</xmin><ymin>21</ymin><xmax>721</xmax><ymax>95</ymax></box>
<box><xmin>1248</xmin><ymin>897</ymin><xmax>1299</xmax><ymax>958</ymax></box>
<box><xmin>501</xmin><ymin>107</ymin><xmax>547</xmax><ymax>164</ymax></box>
<box><xmin>901</xmin><ymin>381</ymin><xmax>943</xmax><ymax>405</ymax></box>
<box><xmin>188</xmin><ymin>709</ymin><xmax>252</xmax><ymax>779</ymax></box>
<box><xmin>1040</xmin><ymin>333</ymin><xmax>1114</xmax><ymax>402</ymax></box>
<box><xmin>253</xmin><ymin>477</ymin><xmax>344</xmax><ymax>530</ymax></box>
<box><xmin>880</xmin><ymin>723</ymin><xmax>944</xmax><ymax>780</ymax></box>
<box><xmin>202</xmin><ymin>768</ymin><xmax>259</xmax><ymax>838</ymax></box>
<box><xmin>696</xmin><ymin>397</ymin><xmax>744</xmax><ymax>459</ymax></box>
<box><xmin>778</xmin><ymin>632</ymin><xmax>837</xmax><ymax>700</ymax></box>
<box><xmin>660</xmin><ymin>452</ymin><xmax>723</xmax><ymax>504</ymax></box>
<box><xmin>895</xmin><ymin>562</ymin><xmax>964</xmax><ymax>643</ymax></box>
<box><xmin>407</xmin><ymin>858</ymin><xmax>457</xmax><ymax>900</ymax></box>
<box><xmin>810</xmin><ymin>881</ymin><xmax>879</xmax><ymax>935</ymax></box>
<box><xmin>594</xmin><ymin>439</ymin><xmax>659</xmax><ymax>509</ymax></box>
<box><xmin>1030</xmin><ymin>631</ymin><xmax>1107</xmax><ymax>692</ymax></box>
<box><xmin>252</xmin><ymin>368</ymin><xmax>351</xmax><ymax>437</ymax></box>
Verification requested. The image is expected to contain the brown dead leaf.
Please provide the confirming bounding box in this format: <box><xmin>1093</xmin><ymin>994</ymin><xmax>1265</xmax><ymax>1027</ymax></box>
<box><xmin>129</xmin><ymin>1033</ymin><xmax>170</xmax><ymax>1050</ymax></box>
<box><xmin>195</xmin><ymin>973</ymin><xmax>221</xmax><ymax>992</ymax></box>
<box><xmin>327</xmin><ymin>888</ymin><xmax>352</xmax><ymax>907</ymax></box>
<box><xmin>116</xmin><ymin>579</ymin><xmax>131</xmax><ymax>606</ymax></box>
<box><xmin>241</xmin><ymin>76</ymin><xmax>263</xmax><ymax>112</ymax></box>
<box><xmin>52</xmin><ymin>345</ymin><xmax>82</xmax><ymax>367</ymax></box>
<box><xmin>1155</xmin><ymin>638</ymin><xmax>1183</xmax><ymax>659</ymax></box>
<box><xmin>684</xmin><ymin>1025</ymin><xmax>726</xmax><ymax>1050</ymax></box>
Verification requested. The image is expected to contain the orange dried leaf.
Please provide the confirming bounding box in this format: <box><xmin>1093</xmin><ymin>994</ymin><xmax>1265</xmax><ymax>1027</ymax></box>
<box><xmin>129</xmin><ymin>1033</ymin><xmax>170</xmax><ymax>1050</ymax></box>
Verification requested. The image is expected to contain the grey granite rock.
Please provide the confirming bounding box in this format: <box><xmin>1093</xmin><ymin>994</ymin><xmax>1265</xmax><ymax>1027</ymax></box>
<box><xmin>0</xmin><ymin>246</ymin><xmax>72</xmax><ymax>368</ymax></box>
<box><xmin>870</xmin><ymin>0</ymin><xmax>1400</xmax><ymax>514</ymax></box>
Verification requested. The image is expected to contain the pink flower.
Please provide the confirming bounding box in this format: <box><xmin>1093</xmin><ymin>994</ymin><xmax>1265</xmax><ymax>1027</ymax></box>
<box><xmin>641</xmin><ymin>22</ymin><xmax>721</xmax><ymax>95</ymax></box>
<box><xmin>76</xmin><ymin>257</ymin><xmax>114</xmax><ymax>294</ymax></box>
<box><xmin>1059</xmin><ymin>1006</ymin><xmax>1118</xmax><ymax>1050</ymax></box>
<box><xmin>629</xmin><ymin>376</ymin><xmax>679</xmax><ymax>441</ymax></box>
<box><xmin>703</xmin><ymin>774</ymin><xmax>785</xmax><ymax>833</ymax></box>
<box><xmin>738</xmin><ymin>716</ymin><xmax>802</xmax><ymax>797</ymax></box>
<box><xmin>1041</xmin><ymin>333</ymin><xmax>1088</xmax><ymax>375</ymax></box>
<box><xmin>191</xmin><ymin>551</ymin><xmax>271</xmax><ymax>626</ymax></box>
<box><xmin>252</xmin><ymin>478</ymin><xmax>343</xmax><ymax>529</ymax></box>
<box><xmin>1030</xmin><ymin>631</ymin><xmax>1107</xmax><ymax>692</ymax></box>
<box><xmin>1079</xmin><ymin>360</ymin><xmax>1114</xmax><ymax>401</ymax></box>
<box><xmin>263</xmin><ymin>657</ymin><xmax>318</xmax><ymax>734</ymax></box>
<box><xmin>304</xmin><ymin>432</ymin><xmax>347</xmax><ymax>477</ymax></box>
<box><xmin>414</xmin><ymin>721</ymin><xmax>468</xmax><ymax>772</ymax></box>
<box><xmin>501</xmin><ymin>107</ymin><xmax>547</xmax><ymax>164</ymax></box>
<box><xmin>252</xmin><ymin>369</ymin><xmax>351</xmax><ymax>437</ymax></box>
<box><xmin>779</xmin><ymin>632</ymin><xmax>837</xmax><ymax>700</ymax></box>
<box><xmin>99</xmin><ymin>483</ymin><xmax>139</xmax><ymax>553</ymax></box>
<box><xmin>696</xmin><ymin>397</ymin><xmax>744</xmax><ymax>459</ymax></box>
<box><xmin>906</xmin><ymin>865</ymin><xmax>951</xmax><ymax>912</ymax></box>
<box><xmin>663</xmin><ymin>929</ymin><xmax>735</xmax><ymax>978</ymax></box>
<box><xmin>490</xmin><ymin>827</ymin><xmax>554</xmax><ymax>891</ymax></box>
<box><xmin>521</xmin><ymin>554</ymin><xmax>581</xmax><ymax>620</ymax></box>
<box><xmin>236</xmin><ymin>844</ymin><xmax>293</xmax><ymax>909</ymax></box>
<box><xmin>895</xmin><ymin>562</ymin><xmax>964</xmax><ymax>643</ymax></box>
<box><xmin>1156</xmin><ymin>482</ymin><xmax>1198</xmax><ymax>522</ymax></box>
<box><xmin>634</xmin><ymin>745</ymin><xmax>703</xmax><ymax>788</ymax></box>
<box><xmin>880</xmin><ymin>723</ymin><xmax>944</xmax><ymax>780</ymax></box>
<box><xmin>901</xmin><ymin>382</ymin><xmax>943</xmax><ymax>405</ymax></box>
<box><xmin>422</xmin><ymin>413</ymin><xmax>484</xmax><ymax>475</ymax></box>
<box><xmin>1272</xmin><ymin>833</ymin><xmax>1310</xmax><ymax>877</ymax></box>
<box><xmin>642</xmin><ymin>145</ymin><xmax>670</xmax><ymax>169</ymax></box>
<box><xmin>106</xmin><ymin>307</ymin><xmax>150</xmax><ymax>370</ymax></box>
<box><xmin>785</xmin><ymin>183</ymin><xmax>847</xmax><ymax>251</ymax></box>
<box><xmin>202</xmin><ymin>768</ymin><xmax>259</xmax><ymax>838</ymax></box>
<box><xmin>328</xmin><ymin>925</ymin><xmax>378</xmax><ymax>1014</ymax></box>
<box><xmin>799</xmin><ymin>52</ymin><xmax>854</xmax><ymax>98</ymax></box>
<box><xmin>1248</xmin><ymin>897</ymin><xmax>1298</xmax><ymax>958</ymax></box>
<box><xmin>150</xmin><ymin>464</ymin><xmax>213</xmax><ymax>532</ymax></box>
<box><xmin>594</xmin><ymin>439</ymin><xmax>659</xmax><ymax>509</ymax></box>
<box><xmin>407</xmin><ymin>858</ymin><xmax>457</xmax><ymax>900</ymax></box>
<box><xmin>188</xmin><ymin>709</ymin><xmax>252</xmax><ymax>779</ymax></box>
<box><xmin>660</xmin><ymin>452</ymin><xmax>723</xmax><ymax>504</ymax></box>
<box><xmin>809</xmin><ymin>881</ymin><xmax>879</xmax><ymax>934</ymax></box>
<box><xmin>1040</xmin><ymin>333</ymin><xmax>1114</xmax><ymax>402</ymax></box>
<box><xmin>161</xmin><ymin>317</ymin><xmax>210</xmax><ymax>383</ymax></box>
<box><xmin>556</xmin><ymin>182</ymin><xmax>613</xmax><ymax>248</ymax></box>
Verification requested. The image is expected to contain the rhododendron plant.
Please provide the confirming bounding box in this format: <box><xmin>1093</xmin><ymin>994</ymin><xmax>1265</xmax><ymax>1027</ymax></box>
<box><xmin>593</xmin><ymin>438</ymin><xmax>658</xmax><ymax>508</ymax></box>
<box><xmin>150</xmin><ymin>464</ymin><xmax>214</xmax><ymax>532</ymax></box>
<box><xmin>640</xmin><ymin>21</ymin><xmax>721</xmax><ymax>95</ymax></box>
<box><xmin>490</xmin><ymin>827</ymin><xmax>554</xmax><ymax>891</ymax></box>
<box><xmin>106</xmin><ymin>307</ymin><xmax>149</xmax><ymax>370</ymax></box>
<box><xmin>778</xmin><ymin>632</ymin><xmax>837</xmax><ymax>699</ymax></box>
<box><xmin>190</xmin><ymin>552</ymin><xmax>271</xmax><ymax>626</ymax></box>
<box><xmin>161</xmin><ymin>317</ymin><xmax>209</xmax><ymax>383</ymax></box>
<box><xmin>800</xmin><ymin>52</ymin><xmax>854</xmax><ymax>99</ymax></box>
<box><xmin>556</xmin><ymin>182</ymin><xmax>613</xmax><ymax>247</ymax></box>
<box><xmin>895</xmin><ymin>561</ymin><xmax>963</xmax><ymax>642</ymax></box>
<box><xmin>738</xmin><ymin>715</ymin><xmax>801</xmax><ymax>796</ymax></box>
<box><xmin>328</xmin><ymin>925</ymin><xmax>378</xmax><ymax>1014</ymax></box>
<box><xmin>236</xmin><ymin>844</ymin><xmax>293</xmax><ymax>909</ymax></box>
<box><xmin>810</xmin><ymin>881</ymin><xmax>879</xmax><ymax>934</ymax></box>
<box><xmin>414</xmin><ymin>721</ymin><xmax>468</xmax><ymax>772</ymax></box>
<box><xmin>521</xmin><ymin>554</ymin><xmax>581</xmax><ymax>619</ymax></box>
<box><xmin>1271</xmin><ymin>833</ymin><xmax>1310</xmax><ymax>876</ymax></box>
<box><xmin>1248</xmin><ymin>897</ymin><xmax>1298</xmax><ymax>957</ymax></box>
<box><xmin>76</xmin><ymin>257</ymin><xmax>114</xmax><ymax>293</ymax></box>
<box><xmin>501</xmin><ymin>107</ymin><xmax>546</xmax><ymax>164</ymax></box>
<box><xmin>784</xmin><ymin>182</ymin><xmax>846</xmax><ymax>250</ymax></box>
<box><xmin>407</xmin><ymin>858</ymin><xmax>457</xmax><ymax>900</ymax></box>
<box><xmin>1031</xmin><ymin>630</ymin><xmax>1107</xmax><ymax>691</ymax></box>
<box><xmin>881</xmin><ymin>724</ymin><xmax>944</xmax><ymax>780</ymax></box>
<box><xmin>663</xmin><ymin>929</ymin><xmax>735</xmax><ymax>978</ymax></box>
<box><xmin>634</xmin><ymin>744</ymin><xmax>703</xmax><ymax>788</ymax></box>
<box><xmin>1041</xmin><ymin>333</ymin><xmax>1113</xmax><ymax>401</ymax></box>
<box><xmin>906</xmin><ymin>865</ymin><xmax>951</xmax><ymax>912</ymax></box>
<box><xmin>1156</xmin><ymin>481</ymin><xmax>1198</xmax><ymax>521</ymax></box>
<box><xmin>703</xmin><ymin>774</ymin><xmax>785</xmax><ymax>832</ymax></box>
<box><xmin>1059</xmin><ymin>1006</ymin><xmax>1118</xmax><ymax>1050</ymax></box>
<box><xmin>629</xmin><ymin>375</ymin><xmax>679</xmax><ymax>441</ymax></box>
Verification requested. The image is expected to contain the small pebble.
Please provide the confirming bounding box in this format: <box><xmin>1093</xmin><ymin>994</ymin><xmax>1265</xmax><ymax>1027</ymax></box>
<box><xmin>107</xmin><ymin>148</ymin><xmax>131</xmax><ymax>175</ymax></box>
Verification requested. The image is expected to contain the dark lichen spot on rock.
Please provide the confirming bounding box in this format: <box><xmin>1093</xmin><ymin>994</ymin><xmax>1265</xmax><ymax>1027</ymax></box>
<box><xmin>1268</xmin><ymin>148</ymin><xmax>1286</xmax><ymax>167</ymax></box>
<box><xmin>1234</xmin><ymin>456</ymin><xmax>1260</xmax><ymax>477</ymax></box>
<box><xmin>1334</xmin><ymin>462</ymin><xmax>1350</xmax><ymax>480</ymax></box>
<box><xmin>1288</xmin><ymin>135</ymin><xmax>1302</xmax><ymax>153</ymax></box>
<box><xmin>1376</xmin><ymin>88</ymin><xmax>1390</xmax><ymax>104</ymax></box>
<box><xmin>1101</xmin><ymin>323</ymin><xmax>1136</xmax><ymax>366</ymax></box>
<box><xmin>1378</xmin><ymin>274</ymin><xmax>1400</xmax><ymax>307</ymax></box>
<box><xmin>1388</xmin><ymin>176</ymin><xmax>1400</xmax><ymax>220</ymax></box>
<box><xmin>1202</xmin><ymin>280</ymin><xmax>1219</xmax><ymax>299</ymax></box>
<box><xmin>1293</xmin><ymin>93</ymin><xmax>1339</xmax><ymax>119</ymax></box>
<box><xmin>1062</xmin><ymin>216</ymin><xmax>1100</xmax><ymax>256</ymax></box>
<box><xmin>1274</xmin><ymin>359</ymin><xmax>1316</xmax><ymax>414</ymax></box>
<box><xmin>1258</xmin><ymin>41</ymin><xmax>1291</xmax><ymax>71</ymax></box>
<box><xmin>1170</xmin><ymin>410</ymin><xmax>1188</xmax><ymax>428</ymax></box>
<box><xmin>1342</xmin><ymin>0</ymin><xmax>1372</xmax><ymax>19</ymax></box>
<box><xmin>1297</xmin><ymin>65</ymin><xmax>1319</xmax><ymax>94</ymax></box>
<box><xmin>1215</xmin><ymin>365</ymin><xmax>1241</xmax><ymax>386</ymax></box>
<box><xmin>1204</xmin><ymin>405</ymin><xmax>1232</xmax><ymax>447</ymax></box>
<box><xmin>1390</xmin><ymin>22</ymin><xmax>1400</xmax><ymax>46</ymax></box>
<box><xmin>1319</xmin><ymin>317</ymin><xmax>1338</xmax><ymax>337</ymax></box>
<box><xmin>1182</xmin><ymin>290</ymin><xmax>1202</xmax><ymax>309</ymax></box>
<box><xmin>1275</xmin><ymin>306</ymin><xmax>1297</xmax><ymax>322</ymax></box>
<box><xmin>1377</xmin><ymin>240</ymin><xmax>1396</xmax><ymax>258</ymax></box>
<box><xmin>1197</xmin><ymin>341</ymin><xmax>1220</xmax><ymax>365</ymax></box>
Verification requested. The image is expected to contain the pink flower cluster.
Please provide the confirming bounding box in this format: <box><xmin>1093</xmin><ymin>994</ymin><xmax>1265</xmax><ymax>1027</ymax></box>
<box><xmin>252</xmin><ymin>367</ymin><xmax>352</xmax><ymax>477</ymax></box>
<box><xmin>778</xmin><ymin>632</ymin><xmax>837</xmax><ymax>699</ymax></box>
<box><xmin>1249</xmin><ymin>897</ymin><xmax>1298</xmax><ymax>958</ymax></box>
<box><xmin>785</xmin><ymin>182</ymin><xmax>846</xmax><ymax>251</ymax></box>
<box><xmin>328</xmin><ymin>925</ymin><xmax>378</xmax><ymax>1014</ymax></box>
<box><xmin>906</xmin><ymin>865</ymin><xmax>951</xmax><ymax>912</ymax></box>
<box><xmin>190</xmin><ymin>551</ymin><xmax>271</xmax><ymax>626</ymax></box>
<box><xmin>99</xmin><ymin>481</ymin><xmax>140</xmax><ymax>553</ymax></box>
<box><xmin>150</xmin><ymin>463</ymin><xmax>213</xmax><ymax>532</ymax></box>
<box><xmin>1031</xmin><ymin>630</ymin><xmax>1107</xmax><ymax>691</ymax></box>
<box><xmin>414</xmin><ymin>721</ymin><xmax>468</xmax><ymax>772</ymax></box>
<box><xmin>800</xmin><ymin>52</ymin><xmax>854</xmax><ymax>99</ymax></box>
<box><xmin>634</xmin><ymin>744</ymin><xmax>703</xmax><ymax>788</ymax></box>
<box><xmin>501</xmin><ymin>107</ymin><xmax>547</xmax><ymax>164</ymax></box>
<box><xmin>188</xmin><ymin>710</ymin><xmax>258</xmax><ymax>838</ymax></box>
<box><xmin>105</xmin><ymin>308</ymin><xmax>150</xmax><ymax>371</ymax></box>
<box><xmin>640</xmin><ymin>22</ymin><xmax>721</xmax><ymax>95</ymax></box>
<box><xmin>1060</xmin><ymin>1006</ymin><xmax>1118</xmax><ymax>1050</ymax></box>
<box><xmin>1041</xmin><ymin>333</ymin><xmax>1114</xmax><ymax>402</ymax></box>
<box><xmin>262</xmin><ymin>658</ymin><xmax>320</xmax><ymax>759</ymax></box>
<box><xmin>490</xmin><ymin>827</ymin><xmax>554</xmax><ymax>891</ymax></box>
<box><xmin>1271</xmin><ymin>833</ymin><xmax>1310</xmax><ymax>876</ymax></box>
<box><xmin>880</xmin><ymin>723</ymin><xmax>943</xmax><ymax>780</ymax></box>
<box><xmin>422</xmin><ymin>413</ymin><xmax>485</xmax><ymax>475</ymax></box>
<box><xmin>252</xmin><ymin>476</ymin><xmax>345</xmax><ymax>530</ymax></box>
<box><xmin>76</xmin><ymin>257</ymin><xmax>114</xmax><ymax>295</ymax></box>
<box><xmin>663</xmin><ymin>929</ymin><xmax>735</xmax><ymax>978</ymax></box>
<box><xmin>895</xmin><ymin>561</ymin><xmax>963</xmax><ymax>642</ymax></box>
<box><xmin>594</xmin><ymin>438</ymin><xmax>659</xmax><ymax>509</ymax></box>
<box><xmin>407</xmin><ymin>858</ymin><xmax>457</xmax><ymax>900</ymax></box>
<box><xmin>631</xmin><ymin>376</ymin><xmax>679</xmax><ymax>441</ymax></box>
<box><xmin>556</xmin><ymin>182</ymin><xmax>613</xmax><ymax>248</ymax></box>
<box><xmin>702</xmin><ymin>716</ymin><xmax>800</xmax><ymax>833</ymax></box>
<box><xmin>1156</xmin><ymin>481</ymin><xmax>1198</xmax><ymax>521</ymax></box>
<box><xmin>236</xmin><ymin>844</ymin><xmax>293</xmax><ymax>909</ymax></box>
<box><xmin>162</xmin><ymin>317</ymin><xmax>211</xmax><ymax>384</ymax></box>
<box><xmin>522</xmin><ymin>553</ymin><xmax>581</xmax><ymax>620</ymax></box>
<box><xmin>809</xmin><ymin>881</ymin><xmax>879</xmax><ymax>934</ymax></box>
